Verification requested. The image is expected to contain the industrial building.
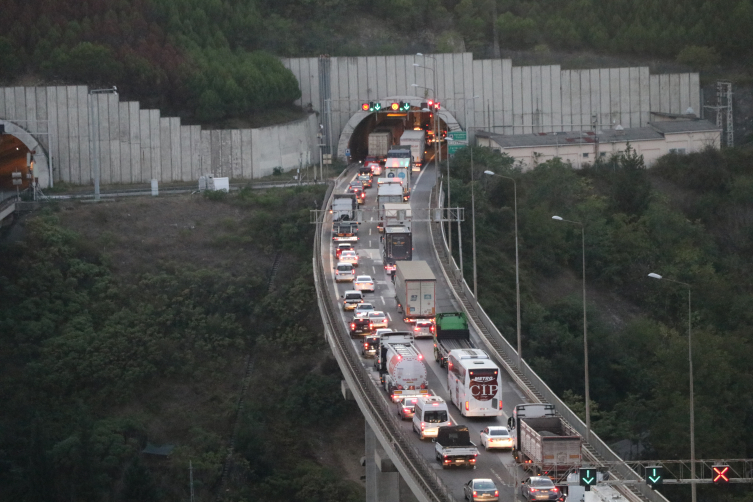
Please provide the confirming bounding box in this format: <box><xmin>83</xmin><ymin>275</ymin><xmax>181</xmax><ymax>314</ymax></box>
<box><xmin>474</xmin><ymin>116</ymin><xmax>720</xmax><ymax>169</ymax></box>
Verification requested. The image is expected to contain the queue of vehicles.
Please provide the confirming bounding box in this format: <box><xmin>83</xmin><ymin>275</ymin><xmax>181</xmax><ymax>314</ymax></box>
<box><xmin>328</xmin><ymin>163</ymin><xmax>584</xmax><ymax>494</ymax></box>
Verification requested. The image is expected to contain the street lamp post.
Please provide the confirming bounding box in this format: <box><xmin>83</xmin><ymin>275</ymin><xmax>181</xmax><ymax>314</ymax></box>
<box><xmin>647</xmin><ymin>272</ymin><xmax>695</xmax><ymax>502</ymax></box>
<box><xmin>485</xmin><ymin>170</ymin><xmax>521</xmax><ymax>366</ymax></box>
<box><xmin>552</xmin><ymin>215</ymin><xmax>590</xmax><ymax>443</ymax></box>
<box><xmin>88</xmin><ymin>86</ymin><xmax>118</xmax><ymax>201</ymax></box>
<box><xmin>462</xmin><ymin>98</ymin><xmax>480</xmax><ymax>296</ymax></box>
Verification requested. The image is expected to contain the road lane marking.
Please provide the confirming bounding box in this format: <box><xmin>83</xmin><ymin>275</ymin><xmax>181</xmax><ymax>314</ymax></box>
<box><xmin>387</xmin><ymin>312</ymin><xmax>392</xmax><ymax>321</ymax></box>
<box><xmin>380</xmin><ymin>295</ymin><xmax>385</xmax><ymax>305</ymax></box>
<box><xmin>369</xmin><ymin>228</ymin><xmax>372</xmax><ymax>235</ymax></box>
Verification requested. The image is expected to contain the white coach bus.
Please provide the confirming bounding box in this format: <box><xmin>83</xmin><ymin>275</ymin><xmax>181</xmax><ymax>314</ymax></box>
<box><xmin>447</xmin><ymin>349</ymin><xmax>503</xmax><ymax>417</ymax></box>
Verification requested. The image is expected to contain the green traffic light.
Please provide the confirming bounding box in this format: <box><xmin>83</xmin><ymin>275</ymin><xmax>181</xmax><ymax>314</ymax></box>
<box><xmin>373</xmin><ymin>103</ymin><xmax>382</xmax><ymax>111</ymax></box>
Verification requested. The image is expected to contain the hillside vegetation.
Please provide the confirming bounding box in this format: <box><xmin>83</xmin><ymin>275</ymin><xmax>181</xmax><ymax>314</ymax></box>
<box><xmin>0</xmin><ymin>186</ymin><xmax>364</xmax><ymax>501</ymax></box>
<box><xmin>2</xmin><ymin>0</ymin><xmax>752</xmax><ymax>124</ymax></box>
<box><xmin>448</xmin><ymin>146</ymin><xmax>753</xmax><ymax>501</ymax></box>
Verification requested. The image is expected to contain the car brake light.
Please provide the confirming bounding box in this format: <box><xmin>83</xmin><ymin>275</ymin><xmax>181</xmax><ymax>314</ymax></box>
<box><xmin>351</xmin><ymin>323</ymin><xmax>355</xmax><ymax>329</ymax></box>
<box><xmin>369</xmin><ymin>323</ymin><xmax>373</xmax><ymax>329</ymax></box>
<box><xmin>465</xmin><ymin>401</ymin><xmax>469</xmax><ymax>411</ymax></box>
<box><xmin>414</xmin><ymin>326</ymin><xmax>419</xmax><ymax>331</ymax></box>
<box><xmin>404</xmin><ymin>408</ymin><xmax>410</xmax><ymax>413</ymax></box>
<box><xmin>531</xmin><ymin>488</ymin><xmax>538</xmax><ymax>493</ymax></box>
<box><xmin>473</xmin><ymin>491</ymin><xmax>477</xmax><ymax>498</ymax></box>
<box><xmin>494</xmin><ymin>491</ymin><xmax>499</xmax><ymax>497</ymax></box>
<box><xmin>421</xmin><ymin>422</ymin><xmax>425</xmax><ymax>429</ymax></box>
<box><xmin>430</xmin><ymin>326</ymin><xmax>434</xmax><ymax>332</ymax></box>
<box><xmin>418</xmin><ymin>354</ymin><xmax>423</xmax><ymax>360</ymax></box>
<box><xmin>364</xmin><ymin>343</ymin><xmax>368</xmax><ymax>348</ymax></box>
<box><xmin>552</xmin><ymin>487</ymin><xmax>559</xmax><ymax>492</ymax></box>
<box><xmin>500</xmin><ymin>401</ymin><xmax>504</xmax><ymax>409</ymax></box>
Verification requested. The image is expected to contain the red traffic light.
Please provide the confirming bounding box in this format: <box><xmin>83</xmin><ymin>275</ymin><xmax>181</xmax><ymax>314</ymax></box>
<box><xmin>427</xmin><ymin>100</ymin><xmax>434</xmax><ymax>108</ymax></box>
<box><xmin>391</xmin><ymin>102</ymin><xmax>399</xmax><ymax>111</ymax></box>
<box><xmin>712</xmin><ymin>465</ymin><xmax>730</xmax><ymax>483</ymax></box>
<box><xmin>361</xmin><ymin>103</ymin><xmax>370</xmax><ymax>111</ymax></box>
<box><xmin>434</xmin><ymin>101</ymin><xmax>441</xmax><ymax>110</ymax></box>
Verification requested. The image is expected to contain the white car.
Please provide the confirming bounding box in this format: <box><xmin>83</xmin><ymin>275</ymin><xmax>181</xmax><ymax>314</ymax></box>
<box><xmin>413</xmin><ymin>319</ymin><xmax>434</xmax><ymax>338</ymax></box>
<box><xmin>464</xmin><ymin>479</ymin><xmax>499</xmax><ymax>502</ymax></box>
<box><xmin>368</xmin><ymin>311</ymin><xmax>389</xmax><ymax>330</ymax></box>
<box><xmin>339</xmin><ymin>250</ymin><xmax>359</xmax><ymax>267</ymax></box>
<box><xmin>354</xmin><ymin>303</ymin><xmax>376</xmax><ymax>318</ymax></box>
<box><xmin>479</xmin><ymin>426</ymin><xmax>514</xmax><ymax>450</ymax></box>
<box><xmin>334</xmin><ymin>262</ymin><xmax>355</xmax><ymax>282</ymax></box>
<box><xmin>354</xmin><ymin>275</ymin><xmax>375</xmax><ymax>292</ymax></box>
<box><xmin>374</xmin><ymin>328</ymin><xmax>394</xmax><ymax>337</ymax></box>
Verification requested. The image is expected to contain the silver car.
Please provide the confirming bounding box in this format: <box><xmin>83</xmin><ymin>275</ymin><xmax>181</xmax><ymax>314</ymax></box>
<box><xmin>368</xmin><ymin>311</ymin><xmax>389</xmax><ymax>330</ymax></box>
<box><xmin>464</xmin><ymin>479</ymin><xmax>499</xmax><ymax>502</ymax></box>
<box><xmin>413</xmin><ymin>319</ymin><xmax>434</xmax><ymax>338</ymax></box>
<box><xmin>354</xmin><ymin>303</ymin><xmax>376</xmax><ymax>317</ymax></box>
<box><xmin>354</xmin><ymin>275</ymin><xmax>375</xmax><ymax>292</ymax></box>
<box><xmin>334</xmin><ymin>262</ymin><xmax>355</xmax><ymax>282</ymax></box>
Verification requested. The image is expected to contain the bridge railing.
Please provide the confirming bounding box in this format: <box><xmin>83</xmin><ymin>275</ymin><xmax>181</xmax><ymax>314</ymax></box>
<box><xmin>430</xmin><ymin>181</ymin><xmax>668</xmax><ymax>502</ymax></box>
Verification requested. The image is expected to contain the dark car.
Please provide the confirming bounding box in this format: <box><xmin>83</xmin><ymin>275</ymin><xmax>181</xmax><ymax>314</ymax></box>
<box><xmin>362</xmin><ymin>335</ymin><xmax>379</xmax><ymax>357</ymax></box>
<box><xmin>463</xmin><ymin>479</ymin><xmax>499</xmax><ymax>501</ymax></box>
<box><xmin>350</xmin><ymin>315</ymin><xmax>370</xmax><ymax>337</ymax></box>
<box><xmin>357</xmin><ymin>174</ymin><xmax>372</xmax><ymax>188</ymax></box>
<box><xmin>521</xmin><ymin>477</ymin><xmax>564</xmax><ymax>502</ymax></box>
<box><xmin>396</xmin><ymin>396</ymin><xmax>418</xmax><ymax>420</ymax></box>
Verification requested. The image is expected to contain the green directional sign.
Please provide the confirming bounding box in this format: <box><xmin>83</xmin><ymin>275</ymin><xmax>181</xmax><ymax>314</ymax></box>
<box><xmin>579</xmin><ymin>467</ymin><xmax>597</xmax><ymax>491</ymax></box>
<box><xmin>447</xmin><ymin>141</ymin><xmax>467</xmax><ymax>155</ymax></box>
<box><xmin>645</xmin><ymin>466</ymin><xmax>664</xmax><ymax>489</ymax></box>
<box><xmin>447</xmin><ymin>130</ymin><xmax>467</xmax><ymax>142</ymax></box>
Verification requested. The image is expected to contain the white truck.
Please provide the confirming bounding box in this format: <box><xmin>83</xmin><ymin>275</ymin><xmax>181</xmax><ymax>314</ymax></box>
<box><xmin>368</xmin><ymin>130</ymin><xmax>393</xmax><ymax>158</ymax></box>
<box><xmin>374</xmin><ymin>332</ymin><xmax>429</xmax><ymax>402</ymax></box>
<box><xmin>434</xmin><ymin>425</ymin><xmax>479</xmax><ymax>469</ymax></box>
<box><xmin>399</xmin><ymin>130</ymin><xmax>426</xmax><ymax>171</ymax></box>
<box><xmin>377</xmin><ymin>184</ymin><xmax>405</xmax><ymax>206</ymax></box>
<box><xmin>509</xmin><ymin>403</ymin><xmax>582</xmax><ymax>480</ymax></box>
<box><xmin>395</xmin><ymin>261</ymin><xmax>436</xmax><ymax>322</ymax></box>
<box><xmin>378</xmin><ymin>202</ymin><xmax>411</xmax><ymax>232</ymax></box>
<box><xmin>331</xmin><ymin>193</ymin><xmax>357</xmax><ymax>222</ymax></box>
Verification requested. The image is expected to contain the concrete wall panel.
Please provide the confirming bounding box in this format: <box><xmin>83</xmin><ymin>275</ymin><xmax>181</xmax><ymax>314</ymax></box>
<box><xmin>482</xmin><ymin>60</ymin><xmax>493</xmax><ymax>131</ymax></box>
<box><xmin>0</xmin><ymin>87</ymin><xmax>6</xmax><ymax>117</ymax></box>
<box><xmin>139</xmin><ymin>109</ymin><xmax>151</xmax><ymax>181</ymax></box>
<box><xmin>501</xmin><ymin>59</ymin><xmax>513</xmax><ymax>134</ymax></box>
<box><xmin>521</xmin><ymin>66</ymin><xmax>532</xmax><ymax>133</ymax></box>
<box><xmin>348</xmin><ymin>57</ymin><xmax>358</xmax><ymax>113</ymax></box>
<box><xmin>55</xmin><ymin>87</ymin><xmax>70</xmax><ymax>182</ymax></box>
<box><xmin>189</xmin><ymin>126</ymin><xmax>201</xmax><ymax>180</ymax></box>
<box><xmin>241</xmin><ymin>128</ymin><xmax>252</xmax><ymax>179</ymax></box>
<box><xmin>689</xmin><ymin>73</ymin><xmax>700</xmax><ymax>116</ymax></box>
<box><xmin>561</xmin><ymin>70</ymin><xmax>572</xmax><ymax>131</ymax></box>
<box><xmin>149</xmin><ymin>110</ymin><xmax>161</xmax><ymax>181</ymax></box>
<box><xmin>365</xmin><ymin>56</ymin><xmax>377</xmax><ymax>100</ymax></box>
<box><xmin>511</xmin><ymin>66</ymin><xmax>523</xmax><ymax>134</ymax></box>
<box><xmin>598</xmin><ymin>70</ymin><xmax>610</xmax><ymax>129</ymax></box>
<box><xmin>119</xmin><ymin>102</ymin><xmax>131</xmax><ymax>183</ymax></box>
<box><xmin>76</xmin><ymin>87</ymin><xmax>90</xmax><ymax>186</ymax></box>
<box><xmin>4</xmin><ymin>88</ymin><xmax>15</xmax><ymax>119</ymax></box>
<box><xmin>220</xmin><ymin>129</ymin><xmax>232</xmax><ymax>177</ymax></box>
<box><xmin>376</xmin><ymin>56</ymin><xmax>387</xmax><ymax>101</ymax></box>
<box><xmin>680</xmin><ymin>73</ymin><xmax>690</xmax><ymax>114</ymax></box>
<box><xmin>127</xmin><ymin>103</ymin><xmax>139</xmax><ymax>183</ymax></box>
<box><xmin>462</xmin><ymin>54</ymin><xmax>474</xmax><ymax>132</ymax></box>
<box><xmin>35</xmin><ymin>88</ymin><xmax>48</xmax><ymax>146</ymax></box>
<box><xmin>45</xmin><ymin>88</ymin><xmax>59</xmax><ymax>183</ymax></box>
<box><xmin>230</xmin><ymin>129</ymin><xmax>241</xmax><ymax>179</ymax></box>
<box><xmin>69</xmin><ymin>87</ymin><xmax>83</xmax><ymax>185</ymax></box>
<box><xmin>160</xmin><ymin>117</ymin><xmax>171</xmax><ymax>181</ymax></box>
<box><xmin>472</xmin><ymin>61</ymin><xmax>484</xmax><ymax>130</ymax></box>
<box><xmin>639</xmin><ymin>67</ymin><xmax>650</xmax><ymax>126</ymax></box>
<box><xmin>550</xmin><ymin>66</ymin><xmax>561</xmax><ymax>133</ymax></box>
<box><xmin>96</xmin><ymin>93</ymin><xmax>111</xmax><ymax>185</ymax></box>
<box><xmin>181</xmin><ymin>125</ymin><xmax>192</xmax><ymax>181</ymax></box>
<box><xmin>357</xmin><ymin>56</ymin><xmax>367</xmax><ymax>105</ymax></box>
<box><xmin>491</xmin><ymin>59</ymin><xmax>503</xmax><ymax>133</ymax></box>
<box><xmin>107</xmin><ymin>93</ymin><xmax>120</xmax><ymax>184</ymax></box>
<box><xmin>384</xmin><ymin>56</ymin><xmax>396</xmax><ymax>97</ymax></box>
<box><xmin>168</xmin><ymin>117</ymin><xmax>180</xmax><ymax>180</ymax></box>
<box><xmin>14</xmin><ymin>87</ymin><xmax>26</xmax><ymax>121</ymax></box>
<box><xmin>587</xmin><ymin>70</ymin><xmax>598</xmax><ymax>130</ymax></box>
<box><xmin>659</xmin><ymin>75</ymin><xmax>670</xmax><ymax>113</ymax></box>
<box><xmin>669</xmin><ymin>74</ymin><xmax>680</xmax><ymax>113</ymax></box>
<box><xmin>200</xmin><ymin>129</ymin><xmax>211</xmax><ymax>175</ymax></box>
<box><xmin>210</xmin><ymin>130</ymin><xmax>221</xmax><ymax>175</ymax></box>
<box><xmin>394</xmin><ymin>55</ymin><xmax>406</xmax><ymax>97</ymax></box>
<box><xmin>628</xmin><ymin>68</ymin><xmax>640</xmax><ymax>128</ymax></box>
<box><xmin>309</xmin><ymin>58</ymin><xmax>320</xmax><ymax>111</ymax></box>
<box><xmin>609</xmin><ymin>69</ymin><xmax>621</xmax><ymax>128</ymax></box>
<box><xmin>24</xmin><ymin>88</ymin><xmax>36</xmax><ymax>132</ymax></box>
<box><xmin>619</xmin><ymin>68</ymin><xmax>630</xmax><ymax>127</ymax></box>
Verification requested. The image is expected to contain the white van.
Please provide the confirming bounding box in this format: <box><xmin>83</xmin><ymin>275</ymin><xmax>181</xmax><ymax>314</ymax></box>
<box><xmin>412</xmin><ymin>395</ymin><xmax>452</xmax><ymax>440</ymax></box>
<box><xmin>335</xmin><ymin>262</ymin><xmax>355</xmax><ymax>282</ymax></box>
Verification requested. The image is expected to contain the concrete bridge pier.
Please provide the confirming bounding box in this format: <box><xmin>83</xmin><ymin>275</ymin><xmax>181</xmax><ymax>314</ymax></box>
<box><xmin>365</xmin><ymin>420</ymin><xmax>400</xmax><ymax>502</ymax></box>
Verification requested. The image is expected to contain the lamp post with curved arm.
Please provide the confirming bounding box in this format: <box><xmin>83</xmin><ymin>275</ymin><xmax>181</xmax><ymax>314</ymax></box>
<box><xmin>485</xmin><ymin>170</ymin><xmax>521</xmax><ymax>367</ymax></box>
<box><xmin>552</xmin><ymin>215</ymin><xmax>590</xmax><ymax>443</ymax></box>
<box><xmin>647</xmin><ymin>272</ymin><xmax>695</xmax><ymax>502</ymax></box>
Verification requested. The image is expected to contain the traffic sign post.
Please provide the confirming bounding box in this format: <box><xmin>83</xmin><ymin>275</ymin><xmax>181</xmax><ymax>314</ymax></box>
<box><xmin>447</xmin><ymin>141</ymin><xmax>467</xmax><ymax>155</ymax></box>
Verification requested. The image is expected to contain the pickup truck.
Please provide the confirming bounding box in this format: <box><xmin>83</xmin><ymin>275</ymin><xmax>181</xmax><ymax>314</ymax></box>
<box><xmin>434</xmin><ymin>425</ymin><xmax>479</xmax><ymax>469</ymax></box>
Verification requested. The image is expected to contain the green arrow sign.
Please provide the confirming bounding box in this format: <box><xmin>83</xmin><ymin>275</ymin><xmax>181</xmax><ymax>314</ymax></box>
<box><xmin>579</xmin><ymin>468</ymin><xmax>597</xmax><ymax>491</ymax></box>
<box><xmin>645</xmin><ymin>466</ymin><xmax>663</xmax><ymax>488</ymax></box>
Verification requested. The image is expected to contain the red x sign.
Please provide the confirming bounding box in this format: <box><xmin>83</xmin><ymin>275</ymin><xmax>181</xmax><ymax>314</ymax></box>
<box><xmin>712</xmin><ymin>465</ymin><xmax>730</xmax><ymax>483</ymax></box>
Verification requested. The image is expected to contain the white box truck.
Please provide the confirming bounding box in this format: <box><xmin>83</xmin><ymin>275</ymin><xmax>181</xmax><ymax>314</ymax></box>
<box><xmin>395</xmin><ymin>261</ymin><xmax>436</xmax><ymax>322</ymax></box>
<box><xmin>378</xmin><ymin>202</ymin><xmax>411</xmax><ymax>232</ymax></box>
<box><xmin>400</xmin><ymin>130</ymin><xmax>426</xmax><ymax>171</ymax></box>
<box><xmin>368</xmin><ymin>130</ymin><xmax>393</xmax><ymax>158</ymax></box>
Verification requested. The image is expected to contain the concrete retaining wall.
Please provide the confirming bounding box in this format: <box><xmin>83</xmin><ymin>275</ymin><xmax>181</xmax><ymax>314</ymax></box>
<box><xmin>0</xmin><ymin>85</ymin><xmax>319</xmax><ymax>188</ymax></box>
<box><xmin>283</xmin><ymin>53</ymin><xmax>700</xmax><ymax>142</ymax></box>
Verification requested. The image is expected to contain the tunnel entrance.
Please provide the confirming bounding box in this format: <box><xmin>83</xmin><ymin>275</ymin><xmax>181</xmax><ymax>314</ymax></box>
<box><xmin>0</xmin><ymin>120</ymin><xmax>51</xmax><ymax>194</ymax></box>
<box><xmin>337</xmin><ymin>96</ymin><xmax>461</xmax><ymax>162</ymax></box>
<box><xmin>0</xmin><ymin>134</ymin><xmax>34</xmax><ymax>192</ymax></box>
